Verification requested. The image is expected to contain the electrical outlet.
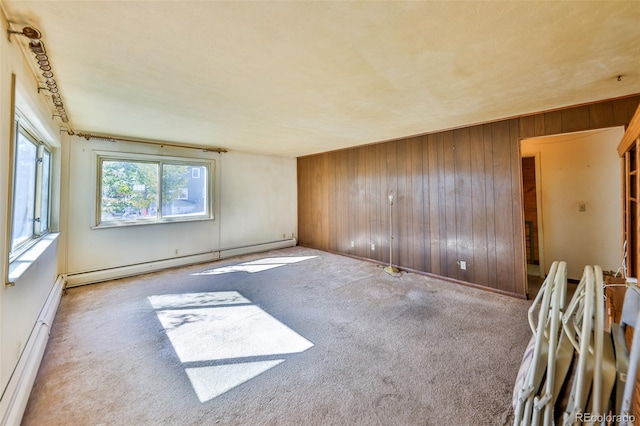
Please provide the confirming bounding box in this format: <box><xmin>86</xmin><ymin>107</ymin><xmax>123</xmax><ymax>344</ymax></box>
<box><xmin>351</xmin><ymin>241</ymin><xmax>355</xmax><ymax>248</ymax></box>
<box><xmin>174</xmin><ymin>249</ymin><xmax>179</xmax><ymax>255</ymax></box>
<box><xmin>459</xmin><ymin>260</ymin><xmax>467</xmax><ymax>270</ymax></box>
<box><xmin>371</xmin><ymin>243</ymin><xmax>375</xmax><ymax>251</ymax></box>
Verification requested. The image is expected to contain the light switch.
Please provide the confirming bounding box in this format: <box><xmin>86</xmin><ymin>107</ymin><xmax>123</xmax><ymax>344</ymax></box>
<box><xmin>579</xmin><ymin>203</ymin><xmax>586</xmax><ymax>212</ymax></box>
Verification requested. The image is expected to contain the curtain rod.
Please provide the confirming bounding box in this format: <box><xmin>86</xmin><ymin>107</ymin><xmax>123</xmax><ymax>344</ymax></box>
<box><xmin>72</xmin><ymin>132</ymin><xmax>228</xmax><ymax>153</ymax></box>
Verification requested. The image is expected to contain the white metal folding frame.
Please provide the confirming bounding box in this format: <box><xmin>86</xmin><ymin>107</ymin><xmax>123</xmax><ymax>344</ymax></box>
<box><xmin>514</xmin><ymin>261</ymin><xmax>564</xmax><ymax>426</ymax></box>
<box><xmin>531</xmin><ymin>261</ymin><xmax>568</xmax><ymax>426</ymax></box>
<box><xmin>561</xmin><ymin>265</ymin><xmax>607</xmax><ymax>425</ymax></box>
<box><xmin>514</xmin><ymin>264</ymin><xmax>630</xmax><ymax>426</ymax></box>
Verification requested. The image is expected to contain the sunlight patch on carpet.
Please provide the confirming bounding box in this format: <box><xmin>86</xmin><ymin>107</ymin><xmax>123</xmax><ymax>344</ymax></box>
<box><xmin>186</xmin><ymin>360</ymin><xmax>285</xmax><ymax>403</ymax></box>
<box><xmin>156</xmin><ymin>305</ymin><xmax>313</xmax><ymax>362</ymax></box>
<box><xmin>148</xmin><ymin>291</ymin><xmax>250</xmax><ymax>309</ymax></box>
<box><xmin>191</xmin><ymin>255</ymin><xmax>318</xmax><ymax>275</ymax></box>
<box><xmin>150</xmin><ymin>291</ymin><xmax>314</xmax><ymax>403</ymax></box>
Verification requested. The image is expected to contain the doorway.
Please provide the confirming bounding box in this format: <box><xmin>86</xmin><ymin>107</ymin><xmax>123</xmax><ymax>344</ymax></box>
<box><xmin>522</xmin><ymin>156</ymin><xmax>540</xmax><ymax>275</ymax></box>
<box><xmin>520</xmin><ymin>127</ymin><xmax>625</xmax><ymax>285</ymax></box>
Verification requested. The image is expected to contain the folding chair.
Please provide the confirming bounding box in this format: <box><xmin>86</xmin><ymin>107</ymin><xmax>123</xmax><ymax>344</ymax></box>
<box><xmin>561</xmin><ymin>266</ymin><xmax>596</xmax><ymax>425</ymax></box>
<box><xmin>531</xmin><ymin>261</ymin><xmax>568</xmax><ymax>426</ymax></box>
<box><xmin>514</xmin><ymin>261</ymin><xmax>561</xmax><ymax>425</ymax></box>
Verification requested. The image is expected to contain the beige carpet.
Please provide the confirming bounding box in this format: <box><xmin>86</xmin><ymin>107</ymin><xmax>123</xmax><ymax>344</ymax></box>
<box><xmin>22</xmin><ymin>246</ymin><xmax>531</xmax><ymax>425</ymax></box>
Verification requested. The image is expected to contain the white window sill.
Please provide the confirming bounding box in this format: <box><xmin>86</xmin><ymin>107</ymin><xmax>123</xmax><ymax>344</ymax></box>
<box><xmin>91</xmin><ymin>215</ymin><xmax>214</xmax><ymax>229</ymax></box>
<box><xmin>8</xmin><ymin>233</ymin><xmax>60</xmax><ymax>283</ymax></box>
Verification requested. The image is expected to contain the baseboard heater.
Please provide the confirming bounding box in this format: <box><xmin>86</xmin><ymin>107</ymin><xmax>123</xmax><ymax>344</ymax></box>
<box><xmin>1</xmin><ymin>275</ymin><xmax>64</xmax><ymax>426</ymax></box>
<box><xmin>66</xmin><ymin>238</ymin><xmax>297</xmax><ymax>288</ymax></box>
<box><xmin>218</xmin><ymin>238</ymin><xmax>296</xmax><ymax>259</ymax></box>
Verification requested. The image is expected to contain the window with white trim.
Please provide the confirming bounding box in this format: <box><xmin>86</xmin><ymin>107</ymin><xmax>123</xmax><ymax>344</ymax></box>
<box><xmin>10</xmin><ymin>123</ymin><xmax>52</xmax><ymax>258</ymax></box>
<box><xmin>97</xmin><ymin>155</ymin><xmax>211</xmax><ymax>226</ymax></box>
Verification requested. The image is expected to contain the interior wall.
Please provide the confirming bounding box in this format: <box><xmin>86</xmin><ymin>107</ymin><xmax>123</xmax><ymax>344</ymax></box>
<box><xmin>0</xmin><ymin>14</ymin><xmax>63</xmax><ymax>411</ymax></box>
<box><xmin>219</xmin><ymin>152</ymin><xmax>297</xmax><ymax>249</ymax></box>
<box><xmin>298</xmin><ymin>123</ymin><xmax>525</xmax><ymax>296</ymax></box>
<box><xmin>64</xmin><ymin>139</ymin><xmax>297</xmax><ymax>278</ymax></box>
<box><xmin>521</xmin><ymin>127</ymin><xmax>624</xmax><ymax>280</ymax></box>
<box><xmin>65</xmin><ymin>137</ymin><xmax>221</xmax><ymax>274</ymax></box>
<box><xmin>297</xmin><ymin>96</ymin><xmax>640</xmax><ymax>297</ymax></box>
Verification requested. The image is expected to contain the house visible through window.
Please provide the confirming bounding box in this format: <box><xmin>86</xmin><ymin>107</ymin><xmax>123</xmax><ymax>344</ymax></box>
<box><xmin>10</xmin><ymin>123</ymin><xmax>52</xmax><ymax>258</ymax></box>
<box><xmin>98</xmin><ymin>155</ymin><xmax>210</xmax><ymax>226</ymax></box>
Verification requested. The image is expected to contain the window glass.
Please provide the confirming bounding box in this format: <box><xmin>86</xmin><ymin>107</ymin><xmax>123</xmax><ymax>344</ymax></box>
<box><xmin>162</xmin><ymin>164</ymin><xmax>207</xmax><ymax>217</ymax></box>
<box><xmin>98</xmin><ymin>157</ymin><xmax>210</xmax><ymax>226</ymax></box>
<box><xmin>39</xmin><ymin>148</ymin><xmax>51</xmax><ymax>234</ymax></box>
<box><xmin>11</xmin><ymin>132</ymin><xmax>38</xmax><ymax>251</ymax></box>
<box><xmin>100</xmin><ymin>160</ymin><xmax>159</xmax><ymax>222</ymax></box>
<box><xmin>9</xmin><ymin>120</ymin><xmax>54</xmax><ymax>260</ymax></box>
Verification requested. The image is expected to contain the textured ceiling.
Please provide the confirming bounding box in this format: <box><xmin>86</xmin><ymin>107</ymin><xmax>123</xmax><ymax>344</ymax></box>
<box><xmin>2</xmin><ymin>1</ymin><xmax>639</xmax><ymax>157</ymax></box>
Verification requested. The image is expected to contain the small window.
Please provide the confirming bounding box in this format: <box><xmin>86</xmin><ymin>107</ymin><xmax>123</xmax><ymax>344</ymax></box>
<box><xmin>98</xmin><ymin>156</ymin><xmax>211</xmax><ymax>226</ymax></box>
<box><xmin>10</xmin><ymin>124</ymin><xmax>52</xmax><ymax>258</ymax></box>
<box><xmin>40</xmin><ymin>149</ymin><xmax>52</xmax><ymax>233</ymax></box>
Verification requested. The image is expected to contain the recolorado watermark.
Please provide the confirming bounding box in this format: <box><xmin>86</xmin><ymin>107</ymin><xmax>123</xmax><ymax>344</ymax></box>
<box><xmin>576</xmin><ymin>412</ymin><xmax>636</xmax><ymax>424</ymax></box>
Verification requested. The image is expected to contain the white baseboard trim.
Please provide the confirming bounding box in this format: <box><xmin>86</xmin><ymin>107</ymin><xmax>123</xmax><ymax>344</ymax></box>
<box><xmin>1</xmin><ymin>275</ymin><xmax>64</xmax><ymax>426</ymax></box>
<box><xmin>65</xmin><ymin>239</ymin><xmax>297</xmax><ymax>288</ymax></box>
<box><xmin>66</xmin><ymin>252</ymin><xmax>220</xmax><ymax>287</ymax></box>
<box><xmin>219</xmin><ymin>238</ymin><xmax>296</xmax><ymax>259</ymax></box>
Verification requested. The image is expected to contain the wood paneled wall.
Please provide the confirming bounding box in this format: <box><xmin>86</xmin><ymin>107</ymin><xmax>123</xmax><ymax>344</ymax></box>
<box><xmin>298</xmin><ymin>96</ymin><xmax>640</xmax><ymax>297</ymax></box>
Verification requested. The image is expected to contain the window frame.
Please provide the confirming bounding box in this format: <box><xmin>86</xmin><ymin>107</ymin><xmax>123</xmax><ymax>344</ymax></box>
<box><xmin>9</xmin><ymin>118</ymin><xmax>53</xmax><ymax>262</ymax></box>
<box><xmin>94</xmin><ymin>151</ymin><xmax>214</xmax><ymax>228</ymax></box>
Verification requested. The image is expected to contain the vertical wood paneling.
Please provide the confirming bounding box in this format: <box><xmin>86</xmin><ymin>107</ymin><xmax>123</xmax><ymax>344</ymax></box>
<box><xmin>368</xmin><ymin>145</ymin><xmax>380</xmax><ymax>262</ymax></box>
<box><xmin>427</xmin><ymin>134</ymin><xmax>441</xmax><ymax>275</ymax></box>
<box><xmin>297</xmin><ymin>96</ymin><xmax>640</xmax><ymax>297</ymax></box>
<box><xmin>408</xmin><ymin>137</ymin><xmax>425</xmax><ymax>271</ymax></box>
<box><xmin>443</xmin><ymin>131</ymin><xmax>458</xmax><ymax>279</ymax></box>
<box><xmin>589</xmin><ymin>102</ymin><xmax>615</xmax><ymax>129</ymax></box>
<box><xmin>534</xmin><ymin>114</ymin><xmax>546</xmax><ymax>137</ymax></box>
<box><xmin>369</xmin><ymin>147</ymin><xmax>376</xmax><ymax>254</ymax></box>
<box><xmin>327</xmin><ymin>152</ymin><xmax>338</xmax><ymax>252</ymax></box>
<box><xmin>336</xmin><ymin>151</ymin><xmax>349</xmax><ymax>253</ymax></box>
<box><xmin>386</xmin><ymin>141</ymin><xmax>398</xmax><ymax>265</ymax></box>
<box><xmin>396</xmin><ymin>140</ymin><xmax>409</xmax><ymax>267</ymax></box>
<box><xmin>436</xmin><ymin>133</ymin><xmax>448</xmax><ymax>275</ymax></box>
<box><xmin>311</xmin><ymin>154</ymin><xmax>329</xmax><ymax>250</ymax></box>
<box><xmin>519</xmin><ymin>115</ymin><xmax>536</xmax><ymax>139</ymax></box>
<box><xmin>454</xmin><ymin>128</ymin><xmax>473</xmax><ymax>283</ymax></box>
<box><xmin>421</xmin><ymin>136</ymin><xmax>432</xmax><ymax>272</ymax></box>
<box><xmin>356</xmin><ymin>147</ymin><xmax>369</xmax><ymax>258</ymax></box>
<box><xmin>491</xmin><ymin>120</ymin><xmax>515</xmax><ymax>292</ymax></box>
<box><xmin>613</xmin><ymin>98</ymin><xmax>631</xmax><ymax>126</ymax></box>
<box><xmin>376</xmin><ymin>143</ymin><xmax>387</xmax><ymax>263</ymax></box>
<box><xmin>348</xmin><ymin>149</ymin><xmax>358</xmax><ymax>255</ymax></box>
<box><xmin>297</xmin><ymin>158</ymin><xmax>308</xmax><ymax>245</ymax></box>
<box><xmin>510</xmin><ymin>119</ymin><xmax>526</xmax><ymax>295</ymax></box>
<box><xmin>613</xmin><ymin>97</ymin><xmax>640</xmax><ymax>126</ymax></box>
<box><xmin>544</xmin><ymin>110</ymin><xmax>563</xmax><ymax>135</ymax></box>
<box><xmin>470</xmin><ymin>125</ymin><xmax>489</xmax><ymax>287</ymax></box>
<box><xmin>301</xmin><ymin>156</ymin><xmax>318</xmax><ymax>248</ymax></box>
<box><xmin>561</xmin><ymin>105</ymin><xmax>590</xmax><ymax>133</ymax></box>
<box><xmin>483</xmin><ymin>123</ymin><xmax>498</xmax><ymax>287</ymax></box>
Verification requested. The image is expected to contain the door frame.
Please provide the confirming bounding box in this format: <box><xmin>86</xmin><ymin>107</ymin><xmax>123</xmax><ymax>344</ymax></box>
<box><xmin>522</xmin><ymin>152</ymin><xmax>545</xmax><ymax>279</ymax></box>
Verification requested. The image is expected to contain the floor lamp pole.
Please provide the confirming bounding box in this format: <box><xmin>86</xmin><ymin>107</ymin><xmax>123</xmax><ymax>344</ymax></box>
<box><xmin>384</xmin><ymin>191</ymin><xmax>400</xmax><ymax>275</ymax></box>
